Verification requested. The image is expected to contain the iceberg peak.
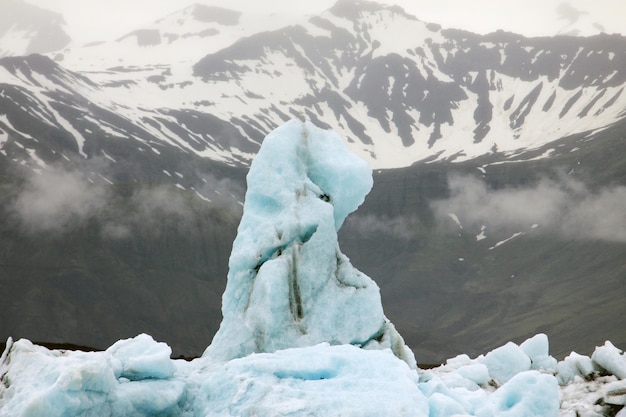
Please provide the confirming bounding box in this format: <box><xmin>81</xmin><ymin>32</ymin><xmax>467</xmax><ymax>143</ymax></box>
<box><xmin>204</xmin><ymin>120</ymin><xmax>416</xmax><ymax>368</ymax></box>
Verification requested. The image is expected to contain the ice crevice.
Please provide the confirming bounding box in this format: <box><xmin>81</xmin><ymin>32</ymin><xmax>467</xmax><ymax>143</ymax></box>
<box><xmin>1</xmin><ymin>121</ymin><xmax>625</xmax><ymax>417</ymax></box>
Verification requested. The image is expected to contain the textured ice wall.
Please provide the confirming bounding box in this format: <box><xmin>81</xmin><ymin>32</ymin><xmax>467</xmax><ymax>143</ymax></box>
<box><xmin>204</xmin><ymin>120</ymin><xmax>416</xmax><ymax>367</ymax></box>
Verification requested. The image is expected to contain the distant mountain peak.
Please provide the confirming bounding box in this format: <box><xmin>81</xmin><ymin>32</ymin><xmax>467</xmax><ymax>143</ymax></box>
<box><xmin>2</xmin><ymin>0</ymin><xmax>626</xmax><ymax>171</ymax></box>
<box><xmin>117</xmin><ymin>29</ymin><xmax>162</xmax><ymax>46</ymax></box>
<box><xmin>187</xmin><ymin>4</ymin><xmax>242</xmax><ymax>25</ymax></box>
<box><xmin>329</xmin><ymin>0</ymin><xmax>414</xmax><ymax>20</ymax></box>
<box><xmin>0</xmin><ymin>0</ymin><xmax>71</xmax><ymax>57</ymax></box>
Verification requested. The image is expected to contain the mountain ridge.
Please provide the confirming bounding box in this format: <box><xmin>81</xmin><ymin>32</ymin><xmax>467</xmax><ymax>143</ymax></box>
<box><xmin>1</xmin><ymin>1</ymin><xmax>625</xmax><ymax>174</ymax></box>
<box><xmin>0</xmin><ymin>0</ymin><xmax>70</xmax><ymax>58</ymax></box>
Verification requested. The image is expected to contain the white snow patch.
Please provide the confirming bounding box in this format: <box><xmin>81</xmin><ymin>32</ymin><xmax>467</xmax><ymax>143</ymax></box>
<box><xmin>194</xmin><ymin>191</ymin><xmax>211</xmax><ymax>203</ymax></box>
<box><xmin>448</xmin><ymin>212</ymin><xmax>463</xmax><ymax>229</ymax></box>
<box><xmin>476</xmin><ymin>225</ymin><xmax>487</xmax><ymax>241</ymax></box>
<box><xmin>101</xmin><ymin>150</ymin><xmax>116</xmax><ymax>163</ymax></box>
<box><xmin>97</xmin><ymin>174</ymin><xmax>114</xmax><ymax>185</ymax></box>
<box><xmin>489</xmin><ymin>231</ymin><xmax>525</xmax><ymax>250</ymax></box>
<box><xmin>44</xmin><ymin>102</ymin><xmax>88</xmax><ymax>158</ymax></box>
<box><xmin>26</xmin><ymin>148</ymin><xmax>47</xmax><ymax>170</ymax></box>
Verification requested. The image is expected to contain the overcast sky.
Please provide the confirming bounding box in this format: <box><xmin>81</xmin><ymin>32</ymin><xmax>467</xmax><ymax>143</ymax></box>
<box><xmin>25</xmin><ymin>0</ymin><xmax>626</xmax><ymax>44</ymax></box>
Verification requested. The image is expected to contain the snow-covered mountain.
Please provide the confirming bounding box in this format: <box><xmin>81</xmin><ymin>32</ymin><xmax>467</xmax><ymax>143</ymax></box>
<box><xmin>0</xmin><ymin>0</ymin><xmax>70</xmax><ymax>57</ymax></box>
<box><xmin>1</xmin><ymin>0</ymin><xmax>625</xmax><ymax>177</ymax></box>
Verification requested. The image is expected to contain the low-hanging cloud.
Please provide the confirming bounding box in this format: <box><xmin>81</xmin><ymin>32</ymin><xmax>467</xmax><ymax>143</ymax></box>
<box><xmin>10</xmin><ymin>165</ymin><xmax>242</xmax><ymax>238</ymax></box>
<box><xmin>556</xmin><ymin>2</ymin><xmax>588</xmax><ymax>25</ymax></box>
<box><xmin>195</xmin><ymin>174</ymin><xmax>245</xmax><ymax>213</ymax></box>
<box><xmin>101</xmin><ymin>185</ymin><xmax>198</xmax><ymax>239</ymax></box>
<box><xmin>342</xmin><ymin>213</ymin><xmax>417</xmax><ymax>241</ymax></box>
<box><xmin>564</xmin><ymin>186</ymin><xmax>626</xmax><ymax>242</ymax></box>
<box><xmin>134</xmin><ymin>186</ymin><xmax>194</xmax><ymax>220</ymax></box>
<box><xmin>431</xmin><ymin>174</ymin><xmax>626</xmax><ymax>243</ymax></box>
<box><xmin>12</xmin><ymin>166</ymin><xmax>109</xmax><ymax>232</ymax></box>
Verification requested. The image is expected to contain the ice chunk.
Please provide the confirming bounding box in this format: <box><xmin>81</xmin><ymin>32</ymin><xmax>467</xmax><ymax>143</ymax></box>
<box><xmin>419</xmin><ymin>371</ymin><xmax>484</xmax><ymax>412</ymax></box>
<box><xmin>475</xmin><ymin>371</ymin><xmax>559</xmax><ymax>417</ymax></box>
<box><xmin>592</xmin><ymin>341</ymin><xmax>626</xmax><ymax>379</ymax></box>
<box><xmin>423</xmin><ymin>360</ymin><xmax>491</xmax><ymax>391</ymax></box>
<box><xmin>445</xmin><ymin>353</ymin><xmax>473</xmax><ymax>369</ymax></box>
<box><xmin>428</xmin><ymin>392</ymin><xmax>467</xmax><ymax>417</ymax></box>
<box><xmin>106</xmin><ymin>333</ymin><xmax>175</xmax><ymax>380</ymax></box>
<box><xmin>456</xmin><ymin>363</ymin><xmax>491</xmax><ymax>386</ymax></box>
<box><xmin>479</xmin><ymin>342</ymin><xmax>531</xmax><ymax>385</ymax></box>
<box><xmin>603</xmin><ymin>379</ymin><xmax>626</xmax><ymax>405</ymax></box>
<box><xmin>0</xmin><ymin>337</ymin><xmax>185</xmax><ymax>417</ymax></box>
<box><xmin>194</xmin><ymin>343</ymin><xmax>428</xmax><ymax>417</ymax></box>
<box><xmin>0</xmin><ymin>339</ymin><xmax>118</xmax><ymax>417</ymax></box>
<box><xmin>204</xmin><ymin>120</ymin><xmax>415</xmax><ymax>368</ymax></box>
<box><xmin>114</xmin><ymin>379</ymin><xmax>185</xmax><ymax>415</ymax></box>
<box><xmin>520</xmin><ymin>333</ymin><xmax>549</xmax><ymax>358</ymax></box>
<box><xmin>0</xmin><ymin>336</ymin><xmax>12</xmax><ymax>364</ymax></box>
<box><xmin>556</xmin><ymin>351</ymin><xmax>596</xmax><ymax>385</ymax></box>
<box><xmin>519</xmin><ymin>333</ymin><xmax>557</xmax><ymax>371</ymax></box>
<box><xmin>1</xmin><ymin>331</ymin><xmax>604</xmax><ymax>417</ymax></box>
<box><xmin>530</xmin><ymin>355</ymin><xmax>558</xmax><ymax>372</ymax></box>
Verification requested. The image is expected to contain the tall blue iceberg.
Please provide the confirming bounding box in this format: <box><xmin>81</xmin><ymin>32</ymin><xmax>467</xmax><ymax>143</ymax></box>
<box><xmin>204</xmin><ymin>120</ymin><xmax>416</xmax><ymax>368</ymax></box>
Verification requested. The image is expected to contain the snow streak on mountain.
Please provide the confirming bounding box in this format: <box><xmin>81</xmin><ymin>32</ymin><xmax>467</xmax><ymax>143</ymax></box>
<box><xmin>1</xmin><ymin>1</ymin><xmax>625</xmax><ymax>174</ymax></box>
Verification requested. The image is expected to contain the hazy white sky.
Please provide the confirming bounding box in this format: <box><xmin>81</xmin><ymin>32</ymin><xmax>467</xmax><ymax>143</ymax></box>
<box><xmin>25</xmin><ymin>0</ymin><xmax>626</xmax><ymax>44</ymax></box>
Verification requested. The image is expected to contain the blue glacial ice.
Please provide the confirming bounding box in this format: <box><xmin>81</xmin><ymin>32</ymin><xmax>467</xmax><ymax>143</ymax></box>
<box><xmin>205</xmin><ymin>120</ymin><xmax>415</xmax><ymax>367</ymax></box>
<box><xmin>1</xmin><ymin>120</ymin><xmax>625</xmax><ymax>417</ymax></box>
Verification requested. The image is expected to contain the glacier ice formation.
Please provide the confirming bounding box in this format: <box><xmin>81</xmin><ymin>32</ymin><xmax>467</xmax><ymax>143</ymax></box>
<box><xmin>1</xmin><ymin>121</ymin><xmax>625</xmax><ymax>417</ymax></box>
<box><xmin>204</xmin><ymin>120</ymin><xmax>415</xmax><ymax>367</ymax></box>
